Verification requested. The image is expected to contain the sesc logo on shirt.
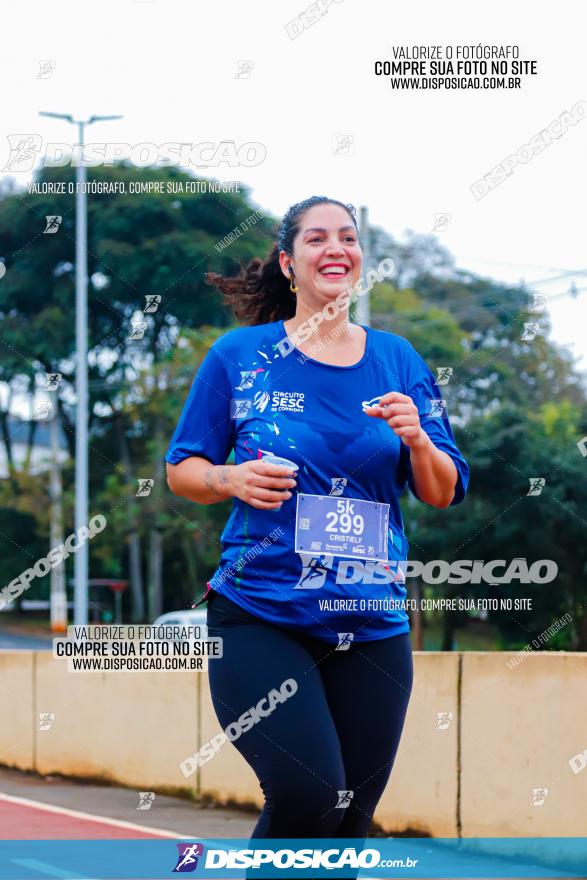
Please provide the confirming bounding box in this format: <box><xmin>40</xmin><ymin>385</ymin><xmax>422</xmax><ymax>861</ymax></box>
<box><xmin>271</xmin><ymin>391</ymin><xmax>305</xmax><ymax>412</ymax></box>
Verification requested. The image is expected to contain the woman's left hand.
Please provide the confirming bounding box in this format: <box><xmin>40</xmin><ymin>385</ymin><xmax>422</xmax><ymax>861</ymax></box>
<box><xmin>363</xmin><ymin>391</ymin><xmax>429</xmax><ymax>450</ymax></box>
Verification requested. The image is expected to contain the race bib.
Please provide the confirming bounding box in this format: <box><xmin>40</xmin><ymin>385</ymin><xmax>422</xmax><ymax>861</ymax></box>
<box><xmin>294</xmin><ymin>493</ymin><xmax>390</xmax><ymax>562</ymax></box>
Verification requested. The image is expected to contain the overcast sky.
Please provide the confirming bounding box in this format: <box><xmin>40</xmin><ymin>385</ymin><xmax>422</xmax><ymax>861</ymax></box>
<box><xmin>2</xmin><ymin>0</ymin><xmax>586</xmax><ymax>380</ymax></box>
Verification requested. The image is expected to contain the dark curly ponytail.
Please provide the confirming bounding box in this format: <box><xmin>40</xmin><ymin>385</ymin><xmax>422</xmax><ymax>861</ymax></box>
<box><xmin>205</xmin><ymin>196</ymin><xmax>360</xmax><ymax>326</ymax></box>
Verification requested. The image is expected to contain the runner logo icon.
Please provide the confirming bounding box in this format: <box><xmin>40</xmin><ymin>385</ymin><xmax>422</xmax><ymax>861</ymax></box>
<box><xmin>336</xmin><ymin>633</ymin><xmax>354</xmax><ymax>651</ymax></box>
<box><xmin>293</xmin><ymin>553</ymin><xmax>333</xmax><ymax>589</ymax></box>
<box><xmin>230</xmin><ymin>399</ymin><xmax>252</xmax><ymax>419</ymax></box>
<box><xmin>236</xmin><ymin>370</ymin><xmax>259</xmax><ymax>390</ymax></box>
<box><xmin>173</xmin><ymin>843</ymin><xmax>204</xmax><ymax>872</ymax></box>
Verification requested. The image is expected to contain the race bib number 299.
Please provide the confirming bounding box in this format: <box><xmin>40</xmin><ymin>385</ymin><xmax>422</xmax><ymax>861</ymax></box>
<box><xmin>294</xmin><ymin>493</ymin><xmax>390</xmax><ymax>562</ymax></box>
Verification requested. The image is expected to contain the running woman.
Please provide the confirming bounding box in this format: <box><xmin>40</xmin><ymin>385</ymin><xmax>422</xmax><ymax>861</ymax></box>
<box><xmin>165</xmin><ymin>196</ymin><xmax>469</xmax><ymax>844</ymax></box>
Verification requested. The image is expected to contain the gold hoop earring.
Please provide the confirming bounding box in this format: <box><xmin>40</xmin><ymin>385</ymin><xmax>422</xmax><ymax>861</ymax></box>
<box><xmin>288</xmin><ymin>267</ymin><xmax>298</xmax><ymax>294</ymax></box>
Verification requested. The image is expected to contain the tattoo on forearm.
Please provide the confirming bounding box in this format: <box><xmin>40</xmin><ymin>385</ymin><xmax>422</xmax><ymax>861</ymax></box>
<box><xmin>204</xmin><ymin>467</ymin><xmax>217</xmax><ymax>494</ymax></box>
<box><xmin>205</xmin><ymin>466</ymin><xmax>229</xmax><ymax>497</ymax></box>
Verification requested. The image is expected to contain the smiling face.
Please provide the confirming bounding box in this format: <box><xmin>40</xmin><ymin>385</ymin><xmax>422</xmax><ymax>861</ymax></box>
<box><xmin>279</xmin><ymin>203</ymin><xmax>363</xmax><ymax>309</ymax></box>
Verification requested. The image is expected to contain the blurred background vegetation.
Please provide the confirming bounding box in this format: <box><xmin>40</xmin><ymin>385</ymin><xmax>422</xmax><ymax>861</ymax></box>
<box><xmin>1</xmin><ymin>164</ymin><xmax>586</xmax><ymax>650</ymax></box>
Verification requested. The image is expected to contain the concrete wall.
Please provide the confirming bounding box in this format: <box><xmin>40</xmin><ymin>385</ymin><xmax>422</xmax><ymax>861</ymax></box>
<box><xmin>374</xmin><ymin>652</ymin><xmax>460</xmax><ymax>837</ymax></box>
<box><xmin>20</xmin><ymin>652</ymin><xmax>201</xmax><ymax>794</ymax></box>
<box><xmin>0</xmin><ymin>651</ymin><xmax>35</xmax><ymax>771</ymax></box>
<box><xmin>461</xmin><ymin>652</ymin><xmax>587</xmax><ymax>837</ymax></box>
<box><xmin>1</xmin><ymin>649</ymin><xmax>585</xmax><ymax>837</ymax></box>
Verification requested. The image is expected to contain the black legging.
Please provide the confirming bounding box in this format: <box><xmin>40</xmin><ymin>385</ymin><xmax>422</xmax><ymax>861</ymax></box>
<box><xmin>206</xmin><ymin>588</ymin><xmax>413</xmax><ymax>841</ymax></box>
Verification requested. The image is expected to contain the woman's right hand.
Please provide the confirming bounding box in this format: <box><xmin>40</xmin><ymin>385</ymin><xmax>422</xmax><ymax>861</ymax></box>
<box><xmin>228</xmin><ymin>460</ymin><xmax>298</xmax><ymax>510</ymax></box>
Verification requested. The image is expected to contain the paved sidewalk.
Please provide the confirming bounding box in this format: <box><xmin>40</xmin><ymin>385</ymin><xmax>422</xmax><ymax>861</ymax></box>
<box><xmin>0</xmin><ymin>764</ymin><xmax>256</xmax><ymax>838</ymax></box>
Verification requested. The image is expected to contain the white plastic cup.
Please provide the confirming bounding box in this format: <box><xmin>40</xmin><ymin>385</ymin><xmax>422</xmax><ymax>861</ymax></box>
<box><xmin>260</xmin><ymin>452</ymin><xmax>299</xmax><ymax>506</ymax></box>
<box><xmin>260</xmin><ymin>452</ymin><xmax>299</xmax><ymax>475</ymax></box>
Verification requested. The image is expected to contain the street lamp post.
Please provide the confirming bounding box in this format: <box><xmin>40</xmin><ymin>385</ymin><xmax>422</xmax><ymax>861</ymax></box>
<box><xmin>39</xmin><ymin>112</ymin><xmax>122</xmax><ymax>626</ymax></box>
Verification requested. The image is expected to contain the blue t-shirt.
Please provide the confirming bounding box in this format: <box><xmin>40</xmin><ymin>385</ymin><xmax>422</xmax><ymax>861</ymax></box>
<box><xmin>165</xmin><ymin>320</ymin><xmax>469</xmax><ymax>643</ymax></box>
